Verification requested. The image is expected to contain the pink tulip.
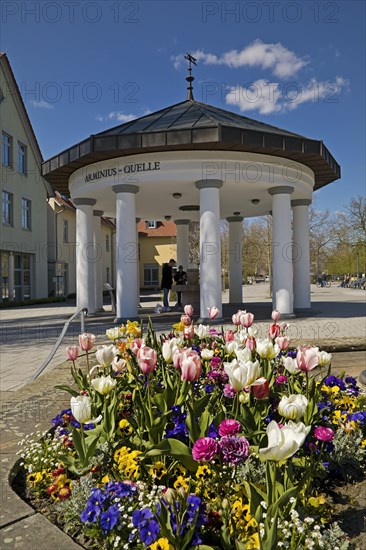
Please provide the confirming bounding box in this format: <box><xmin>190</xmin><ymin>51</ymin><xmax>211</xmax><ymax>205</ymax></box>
<box><xmin>184</xmin><ymin>305</ymin><xmax>194</xmax><ymax>317</ymax></box>
<box><xmin>245</xmin><ymin>336</ymin><xmax>256</xmax><ymax>351</ymax></box>
<box><xmin>183</xmin><ymin>325</ymin><xmax>195</xmax><ymax>340</ymax></box>
<box><xmin>181</xmin><ymin>355</ymin><xmax>202</xmax><ymax>381</ymax></box>
<box><xmin>296</xmin><ymin>345</ymin><xmax>320</xmax><ymax>372</ymax></box>
<box><xmin>180</xmin><ymin>314</ymin><xmax>191</xmax><ymax>326</ymax></box>
<box><xmin>173</xmin><ymin>348</ymin><xmax>188</xmax><ymax>369</ymax></box>
<box><xmin>239</xmin><ymin>312</ymin><xmax>254</xmax><ymax>328</ymax></box>
<box><xmin>224</xmin><ymin>330</ymin><xmax>235</xmax><ymax>342</ymax></box>
<box><xmin>251</xmin><ymin>377</ymin><xmax>270</xmax><ymax>400</ymax></box>
<box><xmin>268</xmin><ymin>324</ymin><xmax>281</xmax><ymax>340</ymax></box>
<box><xmin>130</xmin><ymin>338</ymin><xmax>145</xmax><ymax>355</ymax></box>
<box><xmin>78</xmin><ymin>333</ymin><xmax>96</xmax><ymax>352</ymax></box>
<box><xmin>208</xmin><ymin>306</ymin><xmax>219</xmax><ymax>320</ymax></box>
<box><xmin>66</xmin><ymin>345</ymin><xmax>79</xmax><ymax>362</ymax></box>
<box><xmin>137</xmin><ymin>346</ymin><xmax>157</xmax><ymax>374</ymax></box>
<box><xmin>232</xmin><ymin>312</ymin><xmax>241</xmax><ymax>326</ymax></box>
<box><xmin>271</xmin><ymin>309</ymin><xmax>281</xmax><ymax>322</ymax></box>
<box><xmin>275</xmin><ymin>336</ymin><xmax>290</xmax><ymax>351</ymax></box>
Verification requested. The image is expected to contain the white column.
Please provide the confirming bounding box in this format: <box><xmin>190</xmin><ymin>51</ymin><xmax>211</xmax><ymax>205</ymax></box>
<box><xmin>93</xmin><ymin>210</ymin><xmax>104</xmax><ymax>312</ymax></box>
<box><xmin>227</xmin><ymin>216</ymin><xmax>243</xmax><ymax>303</ymax></box>
<box><xmin>175</xmin><ymin>219</ymin><xmax>190</xmax><ymax>269</ymax></box>
<box><xmin>113</xmin><ymin>184</ymin><xmax>139</xmax><ymax>321</ymax></box>
<box><xmin>74</xmin><ymin>198</ymin><xmax>96</xmax><ymax>314</ymax></box>
<box><xmin>195</xmin><ymin>179</ymin><xmax>223</xmax><ymax>321</ymax></box>
<box><xmin>292</xmin><ymin>199</ymin><xmax>311</xmax><ymax>310</ymax></box>
<box><xmin>269</xmin><ymin>186</ymin><xmax>294</xmax><ymax>316</ymax></box>
<box><xmin>136</xmin><ymin>218</ymin><xmax>141</xmax><ymax>306</ymax></box>
<box><xmin>8</xmin><ymin>252</ymin><xmax>15</xmax><ymax>301</ymax></box>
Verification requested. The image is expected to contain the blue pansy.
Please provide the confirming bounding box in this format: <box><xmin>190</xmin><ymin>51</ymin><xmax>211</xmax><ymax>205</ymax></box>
<box><xmin>100</xmin><ymin>505</ymin><xmax>119</xmax><ymax>532</ymax></box>
<box><xmin>139</xmin><ymin>519</ymin><xmax>160</xmax><ymax>545</ymax></box>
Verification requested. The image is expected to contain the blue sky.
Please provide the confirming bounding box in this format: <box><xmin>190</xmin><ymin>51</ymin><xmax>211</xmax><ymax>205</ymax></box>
<box><xmin>2</xmin><ymin>0</ymin><xmax>365</xmax><ymax>212</ymax></box>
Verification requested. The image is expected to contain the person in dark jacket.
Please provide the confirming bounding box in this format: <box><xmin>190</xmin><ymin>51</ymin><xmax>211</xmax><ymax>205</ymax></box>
<box><xmin>161</xmin><ymin>258</ymin><xmax>176</xmax><ymax>311</ymax></box>
<box><xmin>174</xmin><ymin>265</ymin><xmax>187</xmax><ymax>308</ymax></box>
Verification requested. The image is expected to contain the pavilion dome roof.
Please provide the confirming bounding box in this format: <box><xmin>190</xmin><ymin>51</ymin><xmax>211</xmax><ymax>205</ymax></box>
<box><xmin>96</xmin><ymin>99</ymin><xmax>305</xmax><ymax>138</ymax></box>
<box><xmin>42</xmin><ymin>98</ymin><xmax>340</xmax><ymax>195</ymax></box>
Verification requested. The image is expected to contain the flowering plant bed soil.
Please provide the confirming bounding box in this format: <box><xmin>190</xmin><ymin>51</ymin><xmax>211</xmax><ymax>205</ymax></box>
<box><xmin>15</xmin><ymin>308</ymin><xmax>366</xmax><ymax>549</ymax></box>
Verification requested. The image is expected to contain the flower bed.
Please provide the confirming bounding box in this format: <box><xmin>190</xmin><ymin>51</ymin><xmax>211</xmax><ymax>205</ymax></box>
<box><xmin>17</xmin><ymin>308</ymin><xmax>366</xmax><ymax>549</ymax></box>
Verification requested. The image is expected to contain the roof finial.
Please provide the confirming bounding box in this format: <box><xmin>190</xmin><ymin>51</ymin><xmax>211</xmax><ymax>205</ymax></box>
<box><xmin>184</xmin><ymin>52</ymin><xmax>197</xmax><ymax>100</ymax></box>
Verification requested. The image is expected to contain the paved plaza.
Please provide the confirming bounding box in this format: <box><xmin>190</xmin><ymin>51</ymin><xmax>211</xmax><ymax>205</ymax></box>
<box><xmin>0</xmin><ymin>283</ymin><xmax>365</xmax><ymax>393</ymax></box>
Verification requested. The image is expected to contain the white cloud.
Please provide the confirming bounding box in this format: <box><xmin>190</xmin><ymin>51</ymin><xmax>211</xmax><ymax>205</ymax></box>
<box><xmin>96</xmin><ymin>109</ymin><xmax>151</xmax><ymax>123</ymax></box>
<box><xmin>226</xmin><ymin>76</ymin><xmax>349</xmax><ymax>114</ymax></box>
<box><xmin>173</xmin><ymin>40</ymin><xmax>308</xmax><ymax>78</ymax></box>
<box><xmin>30</xmin><ymin>100</ymin><xmax>54</xmax><ymax>109</ymax></box>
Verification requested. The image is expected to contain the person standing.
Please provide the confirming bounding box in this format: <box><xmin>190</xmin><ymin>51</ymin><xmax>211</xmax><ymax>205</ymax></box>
<box><xmin>161</xmin><ymin>258</ymin><xmax>176</xmax><ymax>311</ymax></box>
<box><xmin>174</xmin><ymin>265</ymin><xmax>187</xmax><ymax>309</ymax></box>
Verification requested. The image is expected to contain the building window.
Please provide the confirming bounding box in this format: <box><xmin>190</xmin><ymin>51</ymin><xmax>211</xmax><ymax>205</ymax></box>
<box><xmin>147</xmin><ymin>220</ymin><xmax>156</xmax><ymax>229</ymax></box>
<box><xmin>63</xmin><ymin>219</ymin><xmax>69</xmax><ymax>242</ymax></box>
<box><xmin>2</xmin><ymin>191</ymin><xmax>13</xmax><ymax>225</ymax></box>
<box><xmin>106</xmin><ymin>234</ymin><xmax>110</xmax><ymax>252</ymax></box>
<box><xmin>17</xmin><ymin>142</ymin><xmax>27</xmax><ymax>175</ymax></box>
<box><xmin>144</xmin><ymin>263</ymin><xmax>159</xmax><ymax>287</ymax></box>
<box><xmin>106</xmin><ymin>267</ymin><xmax>110</xmax><ymax>284</ymax></box>
<box><xmin>2</xmin><ymin>133</ymin><xmax>12</xmax><ymax>167</ymax></box>
<box><xmin>22</xmin><ymin>198</ymin><xmax>31</xmax><ymax>229</ymax></box>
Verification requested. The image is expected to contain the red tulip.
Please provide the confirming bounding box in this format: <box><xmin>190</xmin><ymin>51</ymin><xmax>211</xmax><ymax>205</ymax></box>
<box><xmin>251</xmin><ymin>377</ymin><xmax>270</xmax><ymax>399</ymax></box>
<box><xmin>269</xmin><ymin>324</ymin><xmax>281</xmax><ymax>339</ymax></box>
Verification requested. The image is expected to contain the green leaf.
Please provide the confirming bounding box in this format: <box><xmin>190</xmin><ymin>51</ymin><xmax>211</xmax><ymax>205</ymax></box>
<box><xmin>143</xmin><ymin>438</ymin><xmax>197</xmax><ymax>472</ymax></box>
<box><xmin>54</xmin><ymin>384</ymin><xmax>78</xmax><ymax>397</ymax></box>
<box><xmin>71</xmin><ymin>428</ymin><xmax>85</xmax><ymax>464</ymax></box>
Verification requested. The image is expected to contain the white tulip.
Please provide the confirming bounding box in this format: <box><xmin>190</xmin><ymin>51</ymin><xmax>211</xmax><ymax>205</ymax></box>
<box><xmin>224</xmin><ymin>359</ymin><xmax>260</xmax><ymax>391</ymax></box>
<box><xmin>95</xmin><ymin>345</ymin><xmax>117</xmax><ymax>367</ymax></box>
<box><xmin>256</xmin><ymin>338</ymin><xmax>280</xmax><ymax>359</ymax></box>
<box><xmin>278</xmin><ymin>394</ymin><xmax>308</xmax><ymax>421</ymax></box>
<box><xmin>112</xmin><ymin>357</ymin><xmax>127</xmax><ymax>373</ymax></box>
<box><xmin>318</xmin><ymin>351</ymin><xmax>332</xmax><ymax>367</ymax></box>
<box><xmin>70</xmin><ymin>394</ymin><xmax>92</xmax><ymax>424</ymax></box>
<box><xmin>91</xmin><ymin>375</ymin><xmax>117</xmax><ymax>395</ymax></box>
<box><xmin>106</xmin><ymin>327</ymin><xmax>123</xmax><ymax>340</ymax></box>
<box><xmin>259</xmin><ymin>420</ymin><xmax>311</xmax><ymax>461</ymax></box>
<box><xmin>282</xmin><ymin>356</ymin><xmax>299</xmax><ymax>374</ymax></box>
<box><xmin>201</xmin><ymin>348</ymin><xmax>214</xmax><ymax>360</ymax></box>
<box><xmin>162</xmin><ymin>341</ymin><xmax>173</xmax><ymax>363</ymax></box>
<box><xmin>225</xmin><ymin>341</ymin><xmax>238</xmax><ymax>355</ymax></box>
<box><xmin>235</xmin><ymin>347</ymin><xmax>252</xmax><ymax>363</ymax></box>
<box><xmin>194</xmin><ymin>324</ymin><xmax>210</xmax><ymax>339</ymax></box>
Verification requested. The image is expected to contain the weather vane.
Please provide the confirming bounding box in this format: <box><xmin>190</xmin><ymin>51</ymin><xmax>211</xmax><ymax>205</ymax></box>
<box><xmin>184</xmin><ymin>52</ymin><xmax>197</xmax><ymax>100</ymax></box>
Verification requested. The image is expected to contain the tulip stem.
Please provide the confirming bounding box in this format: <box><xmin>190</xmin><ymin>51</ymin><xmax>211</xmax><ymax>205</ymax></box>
<box><xmin>86</xmin><ymin>351</ymin><xmax>91</xmax><ymax>384</ymax></box>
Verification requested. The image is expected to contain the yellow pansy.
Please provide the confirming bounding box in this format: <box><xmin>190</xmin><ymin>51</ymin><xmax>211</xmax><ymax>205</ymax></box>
<box><xmin>101</xmin><ymin>474</ymin><xmax>110</xmax><ymax>483</ymax></box>
<box><xmin>119</xmin><ymin>419</ymin><xmax>133</xmax><ymax>435</ymax></box>
<box><xmin>27</xmin><ymin>472</ymin><xmax>43</xmax><ymax>486</ymax></box>
<box><xmin>149</xmin><ymin>461</ymin><xmax>167</xmax><ymax>480</ymax></box>
<box><xmin>308</xmin><ymin>495</ymin><xmax>326</xmax><ymax>507</ymax></box>
<box><xmin>148</xmin><ymin>538</ymin><xmax>175</xmax><ymax>550</ymax></box>
<box><xmin>196</xmin><ymin>464</ymin><xmax>213</xmax><ymax>480</ymax></box>
<box><xmin>173</xmin><ymin>475</ymin><xmax>189</xmax><ymax>491</ymax></box>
